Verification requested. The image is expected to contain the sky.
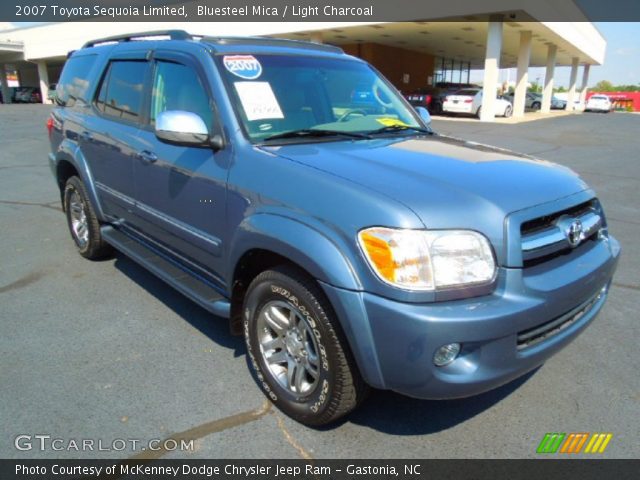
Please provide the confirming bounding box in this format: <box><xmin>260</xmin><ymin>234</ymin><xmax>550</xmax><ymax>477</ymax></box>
<box><xmin>8</xmin><ymin>21</ymin><xmax>640</xmax><ymax>88</ymax></box>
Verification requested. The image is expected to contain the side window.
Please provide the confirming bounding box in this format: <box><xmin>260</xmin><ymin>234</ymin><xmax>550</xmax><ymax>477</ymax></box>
<box><xmin>95</xmin><ymin>60</ymin><xmax>147</xmax><ymax>122</ymax></box>
<box><xmin>56</xmin><ymin>54</ymin><xmax>97</xmax><ymax>106</ymax></box>
<box><xmin>150</xmin><ymin>60</ymin><xmax>212</xmax><ymax>130</ymax></box>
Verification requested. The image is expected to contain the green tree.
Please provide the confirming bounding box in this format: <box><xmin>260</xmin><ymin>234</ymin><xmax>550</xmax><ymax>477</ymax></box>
<box><xmin>593</xmin><ymin>80</ymin><xmax>615</xmax><ymax>92</ymax></box>
<box><xmin>529</xmin><ymin>82</ymin><xmax>542</xmax><ymax>93</ymax></box>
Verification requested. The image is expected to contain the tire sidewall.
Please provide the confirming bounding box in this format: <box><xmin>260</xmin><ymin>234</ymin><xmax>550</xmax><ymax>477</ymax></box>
<box><xmin>63</xmin><ymin>178</ymin><xmax>93</xmax><ymax>255</ymax></box>
<box><xmin>243</xmin><ymin>274</ymin><xmax>335</xmax><ymax>422</ymax></box>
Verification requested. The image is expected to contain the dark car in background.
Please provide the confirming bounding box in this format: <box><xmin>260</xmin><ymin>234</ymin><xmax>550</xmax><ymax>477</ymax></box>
<box><xmin>14</xmin><ymin>87</ymin><xmax>42</xmax><ymax>103</ymax></box>
<box><xmin>405</xmin><ymin>86</ymin><xmax>445</xmax><ymax>114</ymax></box>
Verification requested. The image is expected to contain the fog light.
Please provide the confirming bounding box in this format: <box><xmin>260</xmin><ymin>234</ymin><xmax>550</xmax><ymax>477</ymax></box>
<box><xmin>433</xmin><ymin>343</ymin><xmax>461</xmax><ymax>367</ymax></box>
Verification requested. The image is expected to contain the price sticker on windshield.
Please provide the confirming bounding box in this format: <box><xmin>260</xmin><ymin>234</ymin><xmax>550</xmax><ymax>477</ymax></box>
<box><xmin>234</xmin><ymin>82</ymin><xmax>284</xmax><ymax>121</ymax></box>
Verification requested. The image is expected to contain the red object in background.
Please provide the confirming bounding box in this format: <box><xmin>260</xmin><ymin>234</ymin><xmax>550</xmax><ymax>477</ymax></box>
<box><xmin>587</xmin><ymin>91</ymin><xmax>640</xmax><ymax>111</ymax></box>
<box><xmin>46</xmin><ymin>117</ymin><xmax>54</xmax><ymax>137</ymax></box>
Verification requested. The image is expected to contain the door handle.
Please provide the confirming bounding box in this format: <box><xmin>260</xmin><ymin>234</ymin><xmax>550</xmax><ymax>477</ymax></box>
<box><xmin>137</xmin><ymin>150</ymin><xmax>158</xmax><ymax>164</ymax></box>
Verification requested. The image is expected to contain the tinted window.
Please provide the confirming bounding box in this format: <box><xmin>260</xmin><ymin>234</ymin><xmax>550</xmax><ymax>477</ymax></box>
<box><xmin>95</xmin><ymin>61</ymin><xmax>147</xmax><ymax>122</ymax></box>
<box><xmin>150</xmin><ymin>61</ymin><xmax>211</xmax><ymax>129</ymax></box>
<box><xmin>56</xmin><ymin>54</ymin><xmax>97</xmax><ymax>106</ymax></box>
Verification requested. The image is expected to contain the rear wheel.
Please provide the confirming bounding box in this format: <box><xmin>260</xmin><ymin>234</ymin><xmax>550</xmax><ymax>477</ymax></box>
<box><xmin>243</xmin><ymin>266</ymin><xmax>368</xmax><ymax>426</ymax></box>
<box><xmin>475</xmin><ymin>106</ymin><xmax>482</xmax><ymax>119</ymax></box>
<box><xmin>63</xmin><ymin>176</ymin><xmax>113</xmax><ymax>260</ymax></box>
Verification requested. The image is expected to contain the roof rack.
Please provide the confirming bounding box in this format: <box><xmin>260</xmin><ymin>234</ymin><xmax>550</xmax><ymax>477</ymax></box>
<box><xmin>202</xmin><ymin>36</ymin><xmax>344</xmax><ymax>54</ymax></box>
<box><xmin>82</xmin><ymin>30</ymin><xmax>192</xmax><ymax>49</ymax></box>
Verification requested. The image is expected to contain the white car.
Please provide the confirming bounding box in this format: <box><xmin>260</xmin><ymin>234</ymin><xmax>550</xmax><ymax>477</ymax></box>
<box><xmin>585</xmin><ymin>95</ymin><xmax>612</xmax><ymax>113</ymax></box>
<box><xmin>443</xmin><ymin>89</ymin><xmax>512</xmax><ymax>118</ymax></box>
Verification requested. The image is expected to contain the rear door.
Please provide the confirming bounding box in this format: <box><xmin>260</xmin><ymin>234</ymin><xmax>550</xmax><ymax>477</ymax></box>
<box><xmin>131</xmin><ymin>50</ymin><xmax>231</xmax><ymax>281</ymax></box>
<box><xmin>82</xmin><ymin>53</ymin><xmax>150</xmax><ymax>223</ymax></box>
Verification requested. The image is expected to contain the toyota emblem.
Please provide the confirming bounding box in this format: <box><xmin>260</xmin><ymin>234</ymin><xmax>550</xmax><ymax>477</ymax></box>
<box><xmin>566</xmin><ymin>219</ymin><xmax>583</xmax><ymax>247</ymax></box>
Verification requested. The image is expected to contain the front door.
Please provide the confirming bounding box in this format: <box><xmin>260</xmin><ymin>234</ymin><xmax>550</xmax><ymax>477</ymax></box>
<box><xmin>131</xmin><ymin>51</ymin><xmax>230</xmax><ymax>283</ymax></box>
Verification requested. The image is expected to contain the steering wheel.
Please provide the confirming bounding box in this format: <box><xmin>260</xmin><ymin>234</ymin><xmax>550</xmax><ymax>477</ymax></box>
<box><xmin>337</xmin><ymin>109</ymin><xmax>368</xmax><ymax>122</ymax></box>
<box><xmin>372</xmin><ymin>83</ymin><xmax>394</xmax><ymax>108</ymax></box>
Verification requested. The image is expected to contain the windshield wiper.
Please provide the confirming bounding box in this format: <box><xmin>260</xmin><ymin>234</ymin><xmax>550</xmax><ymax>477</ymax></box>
<box><xmin>368</xmin><ymin>125</ymin><xmax>433</xmax><ymax>136</ymax></box>
<box><xmin>262</xmin><ymin>129</ymin><xmax>371</xmax><ymax>142</ymax></box>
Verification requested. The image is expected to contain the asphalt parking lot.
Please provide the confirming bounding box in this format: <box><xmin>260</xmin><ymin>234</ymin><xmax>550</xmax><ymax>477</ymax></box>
<box><xmin>1</xmin><ymin>105</ymin><xmax>638</xmax><ymax>459</ymax></box>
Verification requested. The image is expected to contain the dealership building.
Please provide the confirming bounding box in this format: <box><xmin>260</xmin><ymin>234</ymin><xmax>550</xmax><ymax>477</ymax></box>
<box><xmin>0</xmin><ymin>1</ymin><xmax>605</xmax><ymax>120</ymax></box>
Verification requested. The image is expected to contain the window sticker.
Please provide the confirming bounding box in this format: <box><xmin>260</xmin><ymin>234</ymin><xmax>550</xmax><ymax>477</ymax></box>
<box><xmin>223</xmin><ymin>55</ymin><xmax>262</xmax><ymax>80</ymax></box>
<box><xmin>376</xmin><ymin>118</ymin><xmax>409</xmax><ymax>127</ymax></box>
<box><xmin>234</xmin><ymin>82</ymin><xmax>284</xmax><ymax>121</ymax></box>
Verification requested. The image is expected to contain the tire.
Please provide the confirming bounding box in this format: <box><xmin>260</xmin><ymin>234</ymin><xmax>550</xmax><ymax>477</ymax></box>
<box><xmin>475</xmin><ymin>106</ymin><xmax>482</xmax><ymax>119</ymax></box>
<box><xmin>243</xmin><ymin>266</ymin><xmax>368</xmax><ymax>426</ymax></box>
<box><xmin>504</xmin><ymin>105</ymin><xmax>513</xmax><ymax>118</ymax></box>
<box><xmin>531</xmin><ymin>101</ymin><xmax>541</xmax><ymax>110</ymax></box>
<box><xmin>63</xmin><ymin>176</ymin><xmax>113</xmax><ymax>260</ymax></box>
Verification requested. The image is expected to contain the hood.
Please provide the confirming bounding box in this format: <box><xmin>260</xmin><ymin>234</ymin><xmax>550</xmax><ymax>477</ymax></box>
<box><xmin>261</xmin><ymin>134</ymin><xmax>589</xmax><ymax>258</ymax></box>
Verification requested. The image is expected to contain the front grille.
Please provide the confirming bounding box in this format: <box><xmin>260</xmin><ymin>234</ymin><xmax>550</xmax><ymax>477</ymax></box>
<box><xmin>516</xmin><ymin>287</ymin><xmax>606</xmax><ymax>350</ymax></box>
<box><xmin>520</xmin><ymin>200</ymin><xmax>603</xmax><ymax>266</ymax></box>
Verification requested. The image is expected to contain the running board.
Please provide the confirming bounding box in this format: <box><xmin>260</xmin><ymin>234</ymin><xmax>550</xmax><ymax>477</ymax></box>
<box><xmin>101</xmin><ymin>225</ymin><xmax>230</xmax><ymax>318</ymax></box>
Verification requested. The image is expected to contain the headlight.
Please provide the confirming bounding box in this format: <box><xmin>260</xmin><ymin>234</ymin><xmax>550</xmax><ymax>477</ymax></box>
<box><xmin>358</xmin><ymin>227</ymin><xmax>496</xmax><ymax>290</ymax></box>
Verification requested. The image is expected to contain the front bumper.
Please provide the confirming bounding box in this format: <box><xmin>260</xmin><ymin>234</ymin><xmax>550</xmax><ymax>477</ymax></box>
<box><xmin>321</xmin><ymin>235</ymin><xmax>620</xmax><ymax>399</ymax></box>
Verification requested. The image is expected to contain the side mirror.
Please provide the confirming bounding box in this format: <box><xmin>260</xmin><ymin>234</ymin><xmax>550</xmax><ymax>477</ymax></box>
<box><xmin>415</xmin><ymin>106</ymin><xmax>432</xmax><ymax>127</ymax></box>
<box><xmin>155</xmin><ymin>110</ymin><xmax>211</xmax><ymax>147</ymax></box>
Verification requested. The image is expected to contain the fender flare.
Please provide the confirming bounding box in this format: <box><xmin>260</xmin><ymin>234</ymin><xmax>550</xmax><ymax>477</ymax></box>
<box><xmin>55</xmin><ymin>139</ymin><xmax>106</xmax><ymax>222</ymax></box>
<box><xmin>228</xmin><ymin>213</ymin><xmax>362</xmax><ymax>291</ymax></box>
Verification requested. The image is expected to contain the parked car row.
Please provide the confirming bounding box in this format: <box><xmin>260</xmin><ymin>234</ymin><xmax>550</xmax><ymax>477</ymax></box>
<box><xmin>405</xmin><ymin>87</ymin><xmax>585</xmax><ymax>119</ymax></box>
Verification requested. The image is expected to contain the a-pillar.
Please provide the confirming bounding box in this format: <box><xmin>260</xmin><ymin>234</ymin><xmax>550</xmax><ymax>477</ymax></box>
<box><xmin>36</xmin><ymin>60</ymin><xmax>49</xmax><ymax>104</ymax></box>
<box><xmin>513</xmin><ymin>30</ymin><xmax>532</xmax><ymax>118</ymax></box>
<box><xmin>541</xmin><ymin>44</ymin><xmax>557</xmax><ymax>113</ymax></box>
<box><xmin>566</xmin><ymin>57</ymin><xmax>579</xmax><ymax>111</ymax></box>
<box><xmin>480</xmin><ymin>15</ymin><xmax>503</xmax><ymax>122</ymax></box>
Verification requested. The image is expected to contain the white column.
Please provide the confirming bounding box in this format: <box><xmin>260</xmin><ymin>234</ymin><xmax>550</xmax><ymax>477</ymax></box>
<box><xmin>579</xmin><ymin>64</ymin><xmax>590</xmax><ymax>105</ymax></box>
<box><xmin>480</xmin><ymin>16</ymin><xmax>503</xmax><ymax>122</ymax></box>
<box><xmin>310</xmin><ymin>32</ymin><xmax>323</xmax><ymax>44</ymax></box>
<box><xmin>0</xmin><ymin>64</ymin><xmax>11</xmax><ymax>104</ymax></box>
<box><xmin>513</xmin><ymin>30</ymin><xmax>532</xmax><ymax>118</ymax></box>
<box><xmin>566</xmin><ymin>57</ymin><xmax>579</xmax><ymax>111</ymax></box>
<box><xmin>541</xmin><ymin>44</ymin><xmax>557</xmax><ymax>114</ymax></box>
<box><xmin>36</xmin><ymin>60</ymin><xmax>49</xmax><ymax>104</ymax></box>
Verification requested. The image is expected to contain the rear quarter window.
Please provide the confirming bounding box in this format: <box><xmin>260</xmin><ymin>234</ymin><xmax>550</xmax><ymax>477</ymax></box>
<box><xmin>56</xmin><ymin>54</ymin><xmax>97</xmax><ymax>107</ymax></box>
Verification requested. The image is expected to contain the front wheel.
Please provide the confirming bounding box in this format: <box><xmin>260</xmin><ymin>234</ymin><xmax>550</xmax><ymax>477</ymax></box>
<box><xmin>503</xmin><ymin>105</ymin><xmax>513</xmax><ymax>117</ymax></box>
<box><xmin>531</xmin><ymin>101</ymin><xmax>541</xmax><ymax>110</ymax></box>
<box><xmin>243</xmin><ymin>266</ymin><xmax>368</xmax><ymax>426</ymax></box>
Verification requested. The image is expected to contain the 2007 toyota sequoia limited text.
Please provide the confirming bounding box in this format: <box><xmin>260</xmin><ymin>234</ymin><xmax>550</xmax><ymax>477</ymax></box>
<box><xmin>48</xmin><ymin>30</ymin><xmax>620</xmax><ymax>426</ymax></box>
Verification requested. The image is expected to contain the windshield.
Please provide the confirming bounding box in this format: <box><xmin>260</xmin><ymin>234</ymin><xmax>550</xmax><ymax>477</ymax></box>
<box><xmin>215</xmin><ymin>54</ymin><xmax>422</xmax><ymax>142</ymax></box>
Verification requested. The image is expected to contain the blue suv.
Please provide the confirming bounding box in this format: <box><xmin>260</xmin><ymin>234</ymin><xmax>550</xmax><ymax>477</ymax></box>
<box><xmin>48</xmin><ymin>30</ymin><xmax>620</xmax><ymax>426</ymax></box>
